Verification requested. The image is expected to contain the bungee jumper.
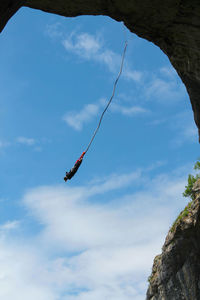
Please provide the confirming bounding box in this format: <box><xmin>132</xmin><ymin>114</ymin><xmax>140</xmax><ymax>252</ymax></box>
<box><xmin>64</xmin><ymin>33</ymin><xmax>128</xmax><ymax>183</ymax></box>
<box><xmin>64</xmin><ymin>151</ymin><xmax>86</xmax><ymax>182</ymax></box>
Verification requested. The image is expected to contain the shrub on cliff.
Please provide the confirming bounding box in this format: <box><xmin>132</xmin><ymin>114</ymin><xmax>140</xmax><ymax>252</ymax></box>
<box><xmin>183</xmin><ymin>160</ymin><xmax>200</xmax><ymax>200</ymax></box>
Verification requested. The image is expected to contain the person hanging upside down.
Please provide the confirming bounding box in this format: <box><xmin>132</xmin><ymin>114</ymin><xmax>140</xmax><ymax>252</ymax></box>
<box><xmin>64</xmin><ymin>152</ymin><xmax>86</xmax><ymax>182</ymax></box>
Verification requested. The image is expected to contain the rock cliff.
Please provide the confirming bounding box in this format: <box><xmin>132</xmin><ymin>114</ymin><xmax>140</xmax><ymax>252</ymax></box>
<box><xmin>147</xmin><ymin>179</ymin><xmax>200</xmax><ymax>300</ymax></box>
<box><xmin>1</xmin><ymin>0</ymin><xmax>200</xmax><ymax>141</ymax></box>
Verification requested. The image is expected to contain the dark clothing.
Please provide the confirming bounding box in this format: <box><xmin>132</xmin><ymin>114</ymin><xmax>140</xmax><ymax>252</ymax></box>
<box><xmin>64</xmin><ymin>158</ymin><xmax>83</xmax><ymax>181</ymax></box>
<box><xmin>64</xmin><ymin>151</ymin><xmax>86</xmax><ymax>182</ymax></box>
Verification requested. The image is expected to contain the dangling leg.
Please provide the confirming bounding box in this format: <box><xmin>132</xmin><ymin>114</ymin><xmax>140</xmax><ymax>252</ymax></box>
<box><xmin>64</xmin><ymin>172</ymin><xmax>69</xmax><ymax>182</ymax></box>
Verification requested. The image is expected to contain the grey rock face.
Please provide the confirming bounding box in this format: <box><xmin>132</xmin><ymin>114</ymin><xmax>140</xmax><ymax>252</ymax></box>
<box><xmin>0</xmin><ymin>1</ymin><xmax>200</xmax><ymax>141</ymax></box>
<box><xmin>147</xmin><ymin>179</ymin><xmax>200</xmax><ymax>300</ymax></box>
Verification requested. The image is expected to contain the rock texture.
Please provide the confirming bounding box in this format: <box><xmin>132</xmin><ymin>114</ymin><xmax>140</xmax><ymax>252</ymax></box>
<box><xmin>147</xmin><ymin>178</ymin><xmax>200</xmax><ymax>300</ymax></box>
<box><xmin>1</xmin><ymin>1</ymin><xmax>200</xmax><ymax>141</ymax></box>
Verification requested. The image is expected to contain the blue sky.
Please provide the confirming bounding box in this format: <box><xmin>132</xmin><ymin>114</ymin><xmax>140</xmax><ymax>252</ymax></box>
<box><xmin>0</xmin><ymin>7</ymin><xmax>199</xmax><ymax>300</ymax></box>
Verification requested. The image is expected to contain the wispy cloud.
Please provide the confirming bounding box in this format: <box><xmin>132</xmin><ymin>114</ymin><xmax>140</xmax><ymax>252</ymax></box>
<box><xmin>87</xmin><ymin>170</ymin><xmax>142</xmax><ymax>196</ymax></box>
<box><xmin>16</xmin><ymin>137</ymin><xmax>36</xmax><ymax>146</ymax></box>
<box><xmin>15</xmin><ymin>136</ymin><xmax>49</xmax><ymax>153</ymax></box>
<box><xmin>145</xmin><ymin>66</ymin><xmax>186</xmax><ymax>103</ymax></box>
<box><xmin>62</xmin><ymin>32</ymin><xmax>186</xmax><ymax>105</ymax></box>
<box><xmin>62</xmin><ymin>31</ymin><xmax>143</xmax><ymax>81</ymax></box>
<box><xmin>45</xmin><ymin>22</ymin><xmax>64</xmax><ymax>39</ymax></box>
<box><xmin>145</xmin><ymin>77</ymin><xmax>185</xmax><ymax>103</ymax></box>
<box><xmin>48</xmin><ymin>26</ymin><xmax>193</xmax><ymax>143</ymax></box>
<box><xmin>63</xmin><ymin>102</ymin><xmax>101</xmax><ymax>131</ymax></box>
<box><xmin>111</xmin><ymin>103</ymin><xmax>149</xmax><ymax>116</ymax></box>
<box><xmin>63</xmin><ymin>98</ymin><xmax>148</xmax><ymax>131</ymax></box>
<box><xmin>46</xmin><ymin>24</ymin><xmax>188</xmax><ymax>107</ymax></box>
<box><xmin>63</xmin><ymin>32</ymin><xmax>101</xmax><ymax>60</ymax></box>
<box><xmin>124</xmin><ymin>69</ymin><xmax>143</xmax><ymax>82</ymax></box>
<box><xmin>0</xmin><ymin>221</ymin><xmax>20</xmax><ymax>232</ymax></box>
<box><xmin>0</xmin><ymin>137</ymin><xmax>48</xmax><ymax>152</ymax></box>
<box><xmin>46</xmin><ymin>25</ymin><xmax>125</xmax><ymax>75</ymax></box>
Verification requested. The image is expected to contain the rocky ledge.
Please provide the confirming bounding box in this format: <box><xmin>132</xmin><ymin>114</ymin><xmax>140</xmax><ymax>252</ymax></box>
<box><xmin>147</xmin><ymin>179</ymin><xmax>200</xmax><ymax>300</ymax></box>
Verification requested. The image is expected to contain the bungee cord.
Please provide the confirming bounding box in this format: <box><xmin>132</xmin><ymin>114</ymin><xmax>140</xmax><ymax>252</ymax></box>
<box><xmin>64</xmin><ymin>32</ymin><xmax>128</xmax><ymax>182</ymax></box>
<box><xmin>84</xmin><ymin>40</ymin><xmax>128</xmax><ymax>154</ymax></box>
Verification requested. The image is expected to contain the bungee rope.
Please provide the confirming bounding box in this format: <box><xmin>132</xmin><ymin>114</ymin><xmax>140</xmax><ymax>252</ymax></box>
<box><xmin>64</xmin><ymin>36</ymin><xmax>128</xmax><ymax>182</ymax></box>
<box><xmin>84</xmin><ymin>40</ymin><xmax>128</xmax><ymax>154</ymax></box>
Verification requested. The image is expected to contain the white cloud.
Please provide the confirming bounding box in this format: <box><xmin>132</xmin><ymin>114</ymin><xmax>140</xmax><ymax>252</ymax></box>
<box><xmin>62</xmin><ymin>32</ymin><xmax>120</xmax><ymax>73</ymax></box>
<box><xmin>0</xmin><ymin>164</ymin><xmax>190</xmax><ymax>299</ymax></box>
<box><xmin>145</xmin><ymin>76</ymin><xmax>186</xmax><ymax>103</ymax></box>
<box><xmin>47</xmin><ymin>26</ymin><xmax>188</xmax><ymax>109</ymax></box>
<box><xmin>63</xmin><ymin>102</ymin><xmax>101</xmax><ymax>131</ymax></box>
<box><xmin>63</xmin><ymin>32</ymin><xmax>101</xmax><ymax>59</ymax></box>
<box><xmin>111</xmin><ymin>103</ymin><xmax>148</xmax><ymax>116</ymax></box>
<box><xmin>63</xmin><ymin>32</ymin><xmax>186</xmax><ymax>106</ymax></box>
<box><xmin>66</xmin><ymin>32</ymin><xmax>186</xmax><ymax>109</ymax></box>
<box><xmin>143</xmin><ymin>65</ymin><xmax>187</xmax><ymax>104</ymax></box>
<box><xmin>62</xmin><ymin>31</ymin><xmax>143</xmax><ymax>81</ymax></box>
<box><xmin>0</xmin><ymin>239</ymin><xmax>57</xmax><ymax>300</ymax></box>
<box><xmin>124</xmin><ymin>69</ymin><xmax>143</xmax><ymax>82</ymax></box>
<box><xmin>63</xmin><ymin>97</ymin><xmax>148</xmax><ymax>130</ymax></box>
<box><xmin>0</xmin><ymin>221</ymin><xmax>20</xmax><ymax>232</ymax></box>
<box><xmin>0</xmin><ymin>137</ymin><xmax>47</xmax><ymax>152</ymax></box>
<box><xmin>45</xmin><ymin>22</ymin><xmax>64</xmax><ymax>39</ymax></box>
<box><xmin>23</xmin><ymin>171</ymin><xmax>144</xmax><ymax>252</ymax></box>
<box><xmin>62</xmin><ymin>30</ymin><xmax>186</xmax><ymax>106</ymax></box>
<box><xmin>87</xmin><ymin>170</ymin><xmax>142</xmax><ymax>197</ymax></box>
<box><xmin>16</xmin><ymin>136</ymin><xmax>36</xmax><ymax>146</ymax></box>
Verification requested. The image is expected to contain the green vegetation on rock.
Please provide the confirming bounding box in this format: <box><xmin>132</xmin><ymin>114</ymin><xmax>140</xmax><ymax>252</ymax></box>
<box><xmin>170</xmin><ymin>201</ymin><xmax>192</xmax><ymax>233</ymax></box>
<box><xmin>183</xmin><ymin>160</ymin><xmax>200</xmax><ymax>200</ymax></box>
<box><xmin>170</xmin><ymin>160</ymin><xmax>200</xmax><ymax>233</ymax></box>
